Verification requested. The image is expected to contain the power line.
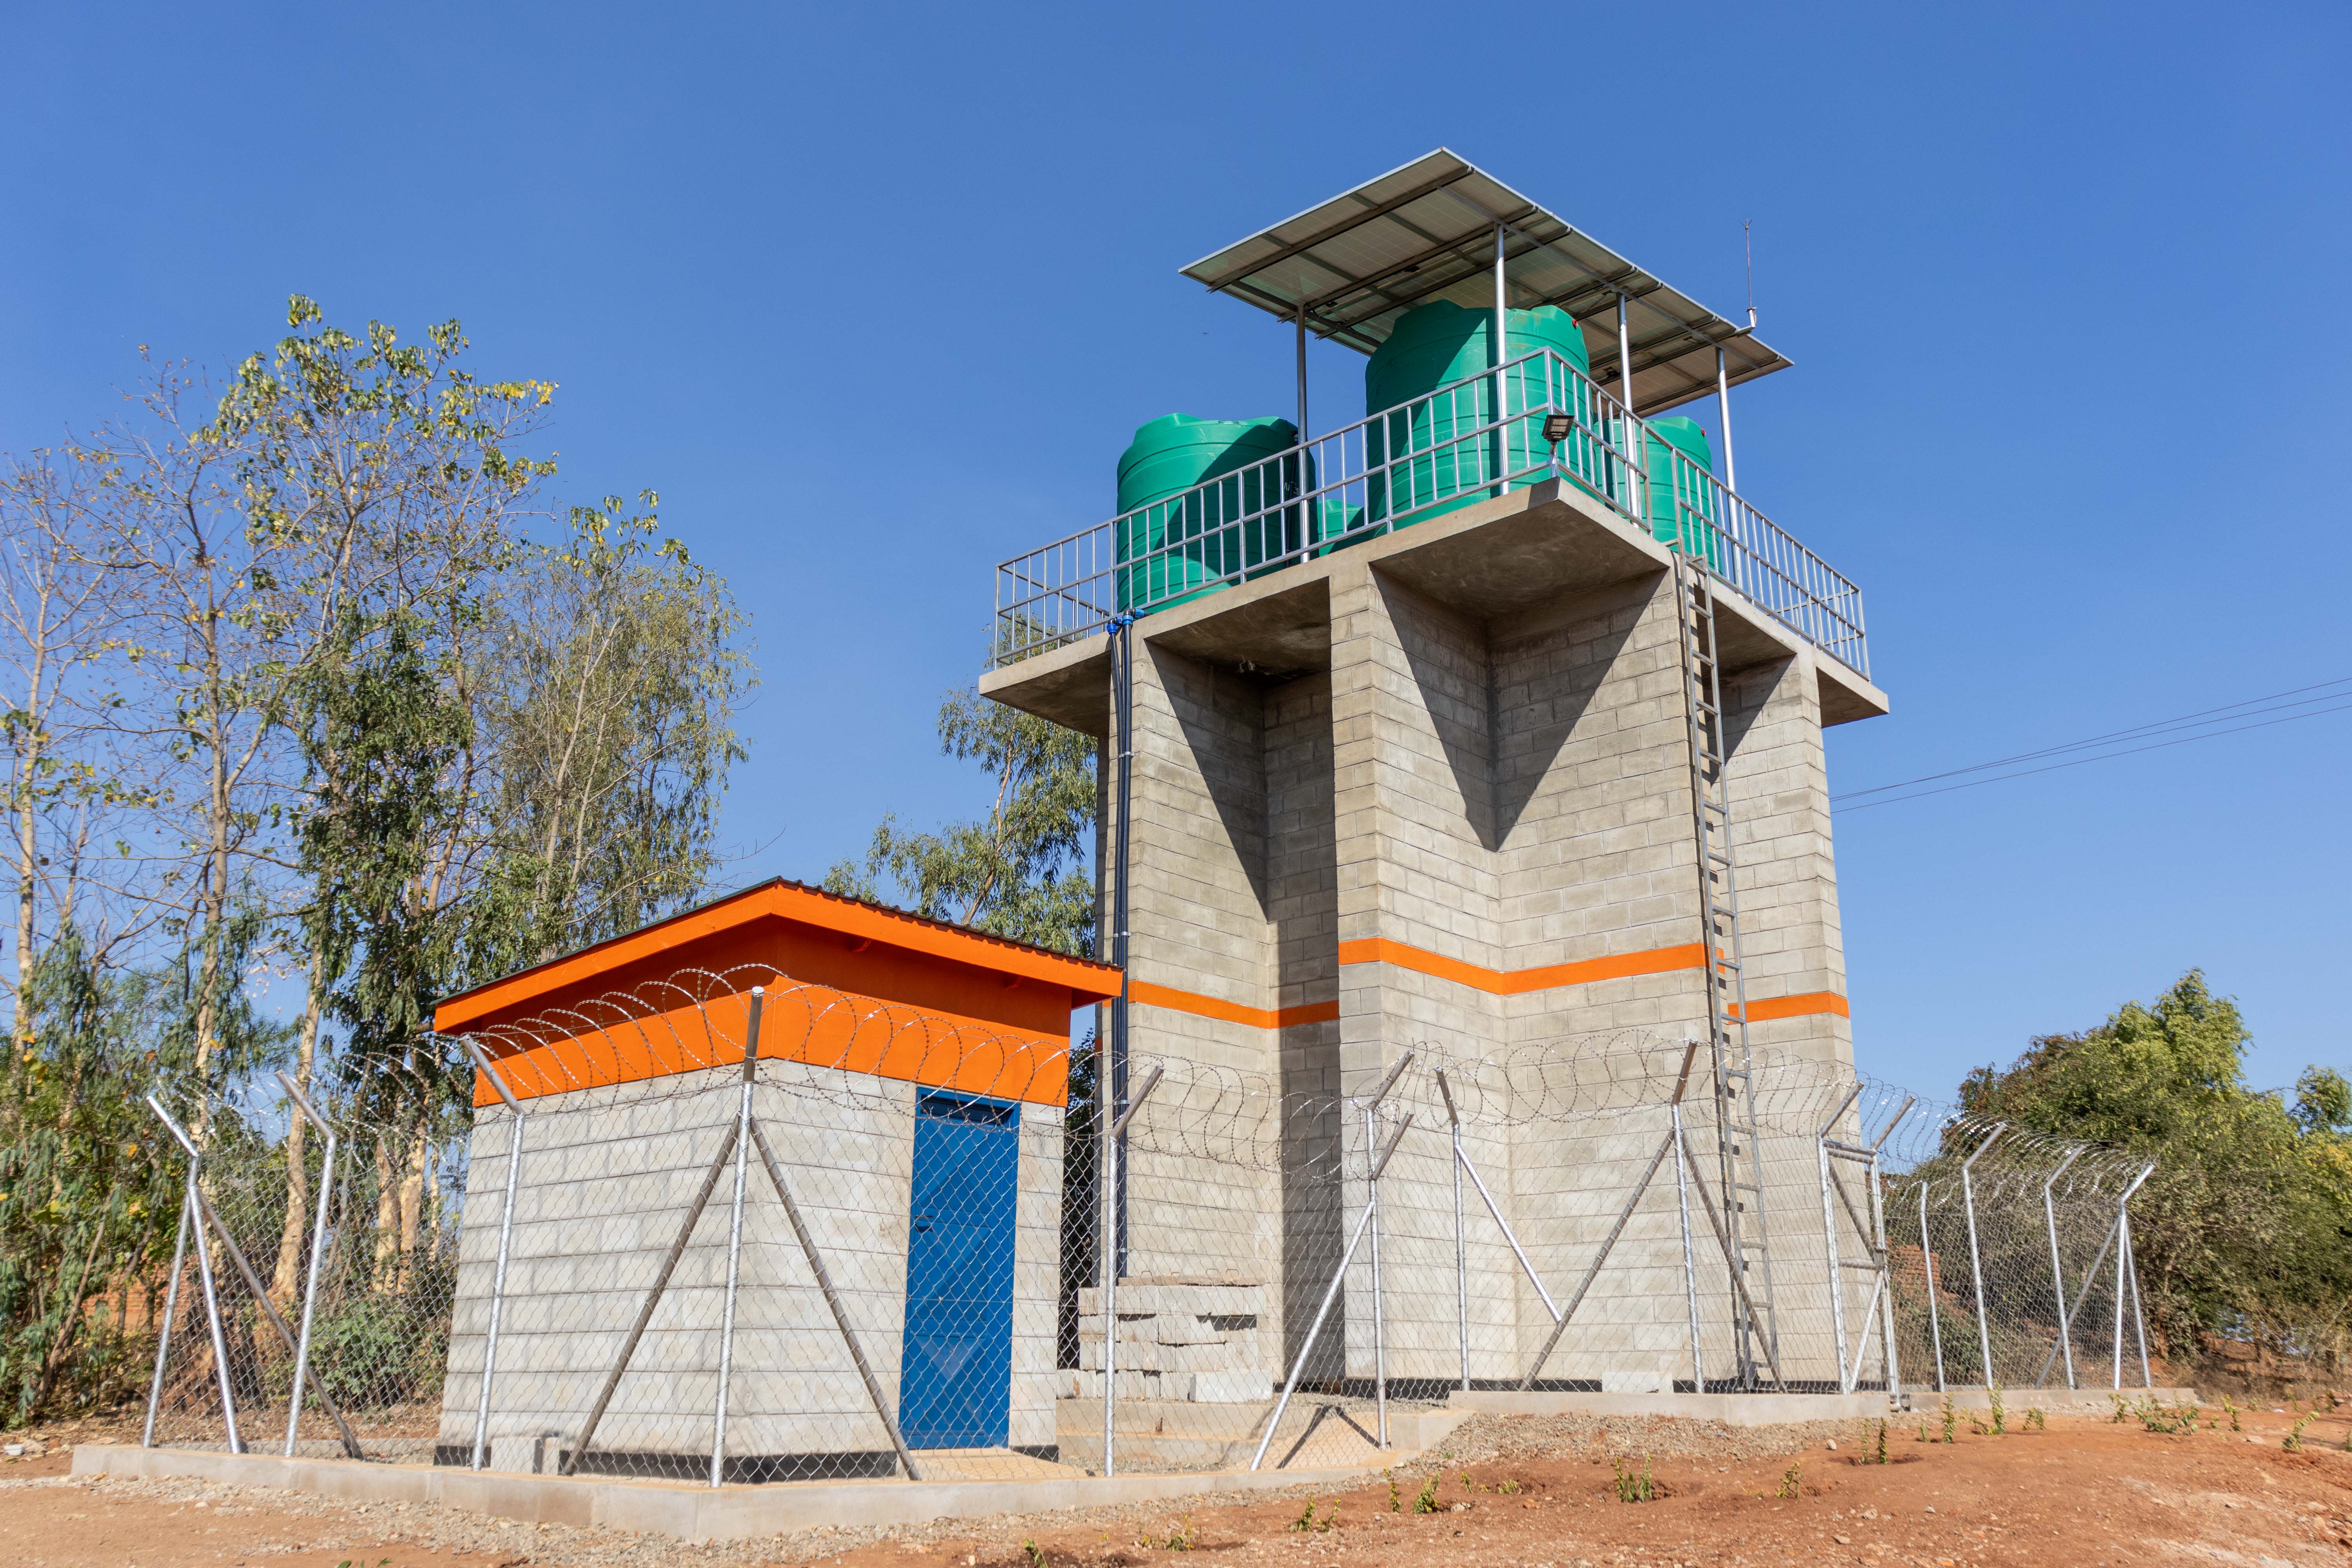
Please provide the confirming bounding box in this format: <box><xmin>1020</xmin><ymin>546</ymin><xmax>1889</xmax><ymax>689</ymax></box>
<box><xmin>1833</xmin><ymin>678</ymin><xmax>2352</xmax><ymax>814</ymax></box>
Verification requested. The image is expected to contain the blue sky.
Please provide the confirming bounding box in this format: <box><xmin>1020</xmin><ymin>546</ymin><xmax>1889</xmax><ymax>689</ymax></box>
<box><xmin>5</xmin><ymin>1</ymin><xmax>2345</xmax><ymax>1102</ymax></box>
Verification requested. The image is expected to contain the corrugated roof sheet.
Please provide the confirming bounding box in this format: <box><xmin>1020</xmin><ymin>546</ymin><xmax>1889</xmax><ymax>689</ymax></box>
<box><xmin>1180</xmin><ymin>149</ymin><xmax>1790</xmax><ymax>417</ymax></box>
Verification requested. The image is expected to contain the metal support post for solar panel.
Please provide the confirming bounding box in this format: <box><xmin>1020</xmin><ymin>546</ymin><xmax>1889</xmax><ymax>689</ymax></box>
<box><xmin>1871</xmin><ymin>1097</ymin><xmax>1915</xmax><ymax>1402</ymax></box>
<box><xmin>1098</xmin><ymin>1062</ymin><xmax>1161</xmax><ymax>1478</ymax></box>
<box><xmin>1251</xmin><ymin>1101</ymin><xmax>1413</xmax><ymax>1473</ymax></box>
<box><xmin>711</xmin><ymin>987</ymin><xmax>764</xmax><ymax>1487</ymax></box>
<box><xmin>1295</xmin><ymin>304</ymin><xmax>1308</xmax><ymax>441</ymax></box>
<box><xmin>1920</xmin><ymin>1180</ymin><xmax>1945</xmax><ymax>1391</ymax></box>
<box><xmin>1817</xmin><ymin>1083</ymin><xmax>1863</xmax><ymax>1392</ymax></box>
<box><xmin>1671</xmin><ymin>1096</ymin><xmax>1704</xmax><ymax>1393</ymax></box>
<box><xmin>276</xmin><ymin>1069</ymin><xmax>340</xmax><ymax>1459</ymax></box>
<box><xmin>2111</xmin><ymin>1162</ymin><xmax>2152</xmax><ymax>1389</ymax></box>
<box><xmin>1438</xmin><ymin>1068</ymin><xmax>1467</xmax><ymax>1390</ymax></box>
<box><xmin>1519</xmin><ymin>1044</ymin><xmax>1699</xmax><ymax>1390</ymax></box>
<box><xmin>141</xmin><ymin>1179</ymin><xmax>194</xmax><ymax>1448</ymax></box>
<box><xmin>1715</xmin><ymin>346</ymin><xmax>1738</xmax><ymax>494</ymax></box>
<box><xmin>1493</xmin><ymin>223</ymin><xmax>1508</xmax><ymax>497</ymax></box>
<box><xmin>1959</xmin><ymin>1123</ymin><xmax>2004</xmax><ymax>1388</ymax></box>
<box><xmin>1617</xmin><ymin>292</ymin><xmax>1637</xmax><ymax>515</ymax></box>
<box><xmin>147</xmin><ymin>1096</ymin><xmax>240</xmax><ymax>1453</ymax></box>
<box><xmin>2037</xmin><ymin>1145</ymin><xmax>2084</xmax><ymax>1389</ymax></box>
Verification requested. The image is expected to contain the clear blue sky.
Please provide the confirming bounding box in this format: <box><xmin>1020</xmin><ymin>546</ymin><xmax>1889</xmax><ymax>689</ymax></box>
<box><xmin>5</xmin><ymin>2</ymin><xmax>2345</xmax><ymax>1103</ymax></box>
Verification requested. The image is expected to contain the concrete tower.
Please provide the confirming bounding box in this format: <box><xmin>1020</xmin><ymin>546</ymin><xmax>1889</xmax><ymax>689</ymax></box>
<box><xmin>982</xmin><ymin>152</ymin><xmax>1887</xmax><ymax>1398</ymax></box>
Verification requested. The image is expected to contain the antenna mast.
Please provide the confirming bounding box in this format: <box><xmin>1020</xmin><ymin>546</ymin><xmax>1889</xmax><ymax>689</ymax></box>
<box><xmin>1744</xmin><ymin>220</ymin><xmax>1757</xmax><ymax>330</ymax></box>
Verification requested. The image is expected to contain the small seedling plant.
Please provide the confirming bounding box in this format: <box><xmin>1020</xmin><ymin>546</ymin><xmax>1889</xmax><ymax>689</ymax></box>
<box><xmin>1988</xmin><ymin>1385</ymin><xmax>2006</xmax><ymax>1436</ymax></box>
<box><xmin>2285</xmin><ymin>1413</ymin><xmax>2315</xmax><ymax>1453</ymax></box>
<box><xmin>1289</xmin><ymin>1501</ymin><xmax>1338</xmax><ymax>1534</ymax></box>
<box><xmin>2221</xmin><ymin>1394</ymin><xmax>2242</xmax><ymax>1432</ymax></box>
<box><xmin>1777</xmin><ymin>1461</ymin><xmax>1802</xmax><ymax>1501</ymax></box>
<box><xmin>1940</xmin><ymin>1394</ymin><xmax>1958</xmax><ymax>1444</ymax></box>
<box><xmin>1613</xmin><ymin>1455</ymin><xmax>1657</xmax><ymax>1503</ymax></box>
<box><xmin>1871</xmin><ymin>1419</ymin><xmax>1890</xmax><ymax>1464</ymax></box>
<box><xmin>2024</xmin><ymin>1407</ymin><xmax>2046</xmax><ymax>1432</ymax></box>
<box><xmin>1386</xmin><ymin>1471</ymin><xmax>1401</xmax><ymax>1512</ymax></box>
<box><xmin>1412</xmin><ymin>1474</ymin><xmax>1444</xmax><ymax>1514</ymax></box>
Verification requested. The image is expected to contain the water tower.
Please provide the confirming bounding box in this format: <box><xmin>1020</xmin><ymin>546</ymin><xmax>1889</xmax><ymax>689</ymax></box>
<box><xmin>980</xmin><ymin>150</ymin><xmax>1886</xmax><ymax>1394</ymax></box>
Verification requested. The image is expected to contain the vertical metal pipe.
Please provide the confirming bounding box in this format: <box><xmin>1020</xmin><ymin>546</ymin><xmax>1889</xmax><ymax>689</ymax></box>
<box><xmin>2111</xmin><ymin>1182</ymin><xmax>2132</xmax><ymax>1390</ymax></box>
<box><xmin>1819</xmin><ymin>1136</ymin><xmax>1849</xmax><ymax>1392</ymax></box>
<box><xmin>1671</xmin><ymin>1104</ymin><xmax>1704</xmax><ymax>1392</ymax></box>
<box><xmin>2040</xmin><ymin>1147</ymin><xmax>2083</xmax><ymax>1390</ymax></box>
<box><xmin>1439</xmin><ymin>1073</ymin><xmax>1465</xmax><ymax>1392</ymax></box>
<box><xmin>1869</xmin><ymin>1151</ymin><xmax>1901</xmax><ymax>1401</ymax></box>
<box><xmin>142</xmin><ymin>1188</ymin><xmax>194</xmax><ymax>1448</ymax></box>
<box><xmin>1494</xmin><ymin>224</ymin><xmax>1509</xmax><ymax>497</ymax></box>
<box><xmin>1102</xmin><ymin>612</ymin><xmax>1135</xmax><ymax>1478</ymax></box>
<box><xmin>466</xmin><ymin>1061</ymin><xmax>523</xmax><ymax>1470</ymax></box>
<box><xmin>2125</xmin><ymin>1214</ymin><xmax>2151</xmax><ymax>1388</ymax></box>
<box><xmin>287</xmin><ymin>1127</ymin><xmax>337</xmax><ymax>1457</ymax></box>
<box><xmin>1715</xmin><ymin>346</ymin><xmax>1738</xmax><ymax>494</ymax></box>
<box><xmin>187</xmin><ymin>1158</ymin><xmax>242</xmax><ymax>1453</ymax></box>
<box><xmin>1920</xmin><ymin>1181</ymin><xmax>1945</xmax><ymax>1393</ymax></box>
<box><xmin>1366</xmin><ymin>1103</ymin><xmax>1386</xmax><ymax>1447</ymax></box>
<box><xmin>1959</xmin><ymin>1124</ymin><xmax>2004</xmax><ymax>1388</ymax></box>
<box><xmin>1616</xmin><ymin>294</ymin><xmax>1637</xmax><ymax>515</ymax></box>
<box><xmin>1295</xmin><ymin>305</ymin><xmax>1309</xmax><ymax>438</ymax></box>
<box><xmin>710</xmin><ymin>987</ymin><xmax>764</xmax><ymax>1487</ymax></box>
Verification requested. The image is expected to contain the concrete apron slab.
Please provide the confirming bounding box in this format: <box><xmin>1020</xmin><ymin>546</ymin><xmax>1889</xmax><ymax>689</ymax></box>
<box><xmin>1909</xmin><ymin>1385</ymin><xmax>2199</xmax><ymax>1413</ymax></box>
<box><xmin>72</xmin><ymin>1428</ymin><xmax>1466</xmax><ymax>1543</ymax></box>
<box><xmin>1448</xmin><ymin>1390</ymin><xmax>1891</xmax><ymax>1425</ymax></box>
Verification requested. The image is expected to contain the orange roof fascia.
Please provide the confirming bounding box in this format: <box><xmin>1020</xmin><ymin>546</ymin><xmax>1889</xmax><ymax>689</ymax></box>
<box><xmin>434</xmin><ymin>881</ymin><xmax>1122</xmax><ymax>1035</ymax></box>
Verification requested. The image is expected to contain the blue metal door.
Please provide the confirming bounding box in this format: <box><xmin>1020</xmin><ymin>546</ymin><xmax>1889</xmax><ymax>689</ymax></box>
<box><xmin>899</xmin><ymin>1091</ymin><xmax>1019</xmax><ymax>1448</ymax></box>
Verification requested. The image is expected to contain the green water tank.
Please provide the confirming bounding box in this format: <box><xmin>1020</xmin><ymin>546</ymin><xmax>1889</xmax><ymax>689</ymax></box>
<box><xmin>1642</xmin><ymin>416</ymin><xmax>1722</xmax><ymax>568</ymax></box>
<box><xmin>1361</xmin><ymin>301</ymin><xmax>1592</xmax><ymax>532</ymax></box>
<box><xmin>1115</xmin><ymin>414</ymin><xmax>1304</xmax><ymax>612</ymax></box>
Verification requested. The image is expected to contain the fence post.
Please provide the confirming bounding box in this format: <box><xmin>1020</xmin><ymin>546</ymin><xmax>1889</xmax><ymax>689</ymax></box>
<box><xmin>1437</xmin><ymin>1070</ymin><xmax>1466</xmax><ymax>1392</ymax></box>
<box><xmin>1366</xmin><ymin>1101</ymin><xmax>1385</xmax><ymax>1448</ymax></box>
<box><xmin>2112</xmin><ymin>1162</ymin><xmax>2154</xmax><ymax>1390</ymax></box>
<box><xmin>1920</xmin><ymin>1180</ymin><xmax>1945</xmax><ymax>1393</ymax></box>
<box><xmin>1671</xmin><ymin>1099</ymin><xmax>1704</xmax><ymax>1392</ymax></box>
<box><xmin>1251</xmin><ymin>1111</ymin><xmax>1412</xmax><ymax>1472</ymax></box>
<box><xmin>1959</xmin><ymin>1124</ymin><xmax>2005</xmax><ymax>1387</ymax></box>
<box><xmin>1868</xmin><ymin>1096</ymin><xmax>1913</xmax><ymax>1401</ymax></box>
<box><xmin>147</xmin><ymin>1096</ymin><xmax>241</xmax><ymax>1454</ymax></box>
<box><xmin>275</xmin><ymin>1071</ymin><xmax>340</xmax><ymax>1460</ymax></box>
<box><xmin>142</xmin><ymin>1186</ymin><xmax>195</xmax><ymax>1449</ymax></box>
<box><xmin>2038</xmin><ymin>1146</ymin><xmax>2083</xmax><ymax>1390</ymax></box>
<box><xmin>1817</xmin><ymin>1085</ymin><xmax>1862</xmax><ymax>1393</ymax></box>
<box><xmin>711</xmin><ymin>987</ymin><xmax>764</xmax><ymax>1487</ymax></box>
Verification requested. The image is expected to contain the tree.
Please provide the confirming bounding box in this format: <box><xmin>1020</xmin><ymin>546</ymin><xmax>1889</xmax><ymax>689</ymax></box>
<box><xmin>826</xmin><ymin>689</ymin><xmax>1095</xmax><ymax>956</ymax></box>
<box><xmin>1959</xmin><ymin>970</ymin><xmax>2352</xmax><ymax>1378</ymax></box>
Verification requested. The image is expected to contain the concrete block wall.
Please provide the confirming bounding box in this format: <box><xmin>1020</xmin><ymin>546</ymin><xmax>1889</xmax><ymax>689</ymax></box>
<box><xmin>1093</xmin><ymin>538</ymin><xmax>1864</xmax><ymax>1395</ymax></box>
<box><xmin>439</xmin><ymin>1062</ymin><xmax>1065</xmax><ymax>1470</ymax></box>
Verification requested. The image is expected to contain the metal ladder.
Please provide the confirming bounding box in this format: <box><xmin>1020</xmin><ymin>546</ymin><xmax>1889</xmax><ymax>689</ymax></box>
<box><xmin>1668</xmin><ymin>548</ymin><xmax>1782</xmax><ymax>1390</ymax></box>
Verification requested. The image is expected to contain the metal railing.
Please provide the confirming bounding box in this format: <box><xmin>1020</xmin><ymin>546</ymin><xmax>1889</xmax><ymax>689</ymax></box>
<box><xmin>990</xmin><ymin>349</ymin><xmax>1868</xmax><ymax>681</ymax></box>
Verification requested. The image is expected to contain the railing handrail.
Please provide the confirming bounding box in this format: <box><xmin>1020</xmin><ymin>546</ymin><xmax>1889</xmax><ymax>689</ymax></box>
<box><xmin>991</xmin><ymin>348</ymin><xmax>1869</xmax><ymax>681</ymax></box>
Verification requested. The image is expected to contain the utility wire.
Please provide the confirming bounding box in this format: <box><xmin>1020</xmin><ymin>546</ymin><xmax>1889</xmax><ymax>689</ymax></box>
<box><xmin>1833</xmin><ymin>677</ymin><xmax>2352</xmax><ymax>814</ymax></box>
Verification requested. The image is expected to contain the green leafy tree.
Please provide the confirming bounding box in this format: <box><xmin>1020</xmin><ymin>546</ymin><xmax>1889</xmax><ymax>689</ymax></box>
<box><xmin>1959</xmin><ymin>970</ymin><xmax>2352</xmax><ymax>1379</ymax></box>
<box><xmin>826</xmin><ymin>690</ymin><xmax>1095</xmax><ymax>956</ymax></box>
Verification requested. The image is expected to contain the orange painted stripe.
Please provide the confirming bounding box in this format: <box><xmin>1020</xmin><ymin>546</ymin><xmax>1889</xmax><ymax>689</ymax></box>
<box><xmin>1127</xmin><ymin>981</ymin><xmax>1339</xmax><ymax>1030</ymax></box>
<box><xmin>1335</xmin><ymin>937</ymin><xmax>1708</xmax><ymax>995</ymax></box>
<box><xmin>1731</xmin><ymin>991</ymin><xmax>1851</xmax><ymax>1022</ymax></box>
<box><xmin>1128</xmin><ymin>941</ymin><xmax>1847</xmax><ymax>1029</ymax></box>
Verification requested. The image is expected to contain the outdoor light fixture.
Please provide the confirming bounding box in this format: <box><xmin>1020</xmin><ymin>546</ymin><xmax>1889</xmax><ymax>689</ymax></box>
<box><xmin>1541</xmin><ymin>412</ymin><xmax>1573</xmax><ymax>444</ymax></box>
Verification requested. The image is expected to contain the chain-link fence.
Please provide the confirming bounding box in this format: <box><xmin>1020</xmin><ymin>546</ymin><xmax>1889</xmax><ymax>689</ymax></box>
<box><xmin>135</xmin><ymin>967</ymin><xmax>2158</xmax><ymax>1488</ymax></box>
